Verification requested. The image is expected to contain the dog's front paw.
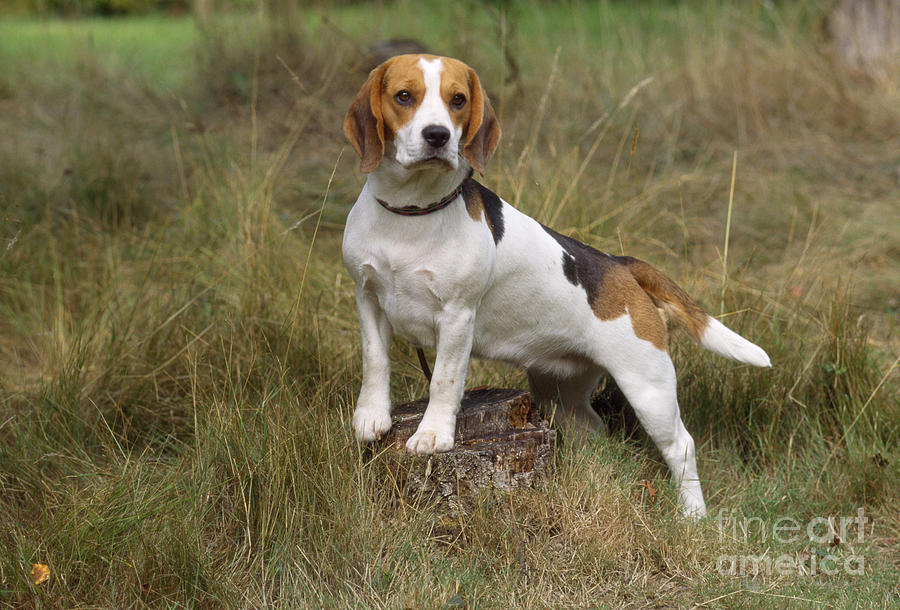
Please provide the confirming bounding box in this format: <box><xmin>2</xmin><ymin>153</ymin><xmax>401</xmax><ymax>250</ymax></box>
<box><xmin>406</xmin><ymin>428</ymin><xmax>455</xmax><ymax>455</ymax></box>
<box><xmin>353</xmin><ymin>406</ymin><xmax>393</xmax><ymax>442</ymax></box>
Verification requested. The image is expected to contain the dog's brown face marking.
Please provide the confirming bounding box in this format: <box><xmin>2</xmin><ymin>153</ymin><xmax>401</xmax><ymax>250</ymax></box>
<box><xmin>375</xmin><ymin>55</ymin><xmax>476</xmax><ymax>139</ymax></box>
<box><xmin>344</xmin><ymin>54</ymin><xmax>501</xmax><ymax>174</ymax></box>
<box><xmin>436</xmin><ymin>57</ymin><xmax>476</xmax><ymax>135</ymax></box>
<box><xmin>377</xmin><ymin>55</ymin><xmax>427</xmax><ymax>141</ymax></box>
<box><xmin>542</xmin><ymin>226</ymin><xmax>668</xmax><ymax>350</ymax></box>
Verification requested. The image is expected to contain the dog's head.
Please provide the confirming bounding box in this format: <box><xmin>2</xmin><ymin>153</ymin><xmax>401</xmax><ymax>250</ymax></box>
<box><xmin>344</xmin><ymin>54</ymin><xmax>501</xmax><ymax>175</ymax></box>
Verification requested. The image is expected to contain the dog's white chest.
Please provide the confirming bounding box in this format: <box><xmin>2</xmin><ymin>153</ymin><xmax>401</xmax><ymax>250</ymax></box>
<box><xmin>343</xmin><ymin>203</ymin><xmax>495</xmax><ymax>349</ymax></box>
<box><xmin>360</xmin><ymin>257</ymin><xmax>443</xmax><ymax>347</ymax></box>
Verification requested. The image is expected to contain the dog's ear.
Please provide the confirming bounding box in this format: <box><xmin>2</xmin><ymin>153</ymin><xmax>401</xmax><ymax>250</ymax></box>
<box><xmin>344</xmin><ymin>62</ymin><xmax>390</xmax><ymax>173</ymax></box>
<box><xmin>462</xmin><ymin>68</ymin><xmax>501</xmax><ymax>175</ymax></box>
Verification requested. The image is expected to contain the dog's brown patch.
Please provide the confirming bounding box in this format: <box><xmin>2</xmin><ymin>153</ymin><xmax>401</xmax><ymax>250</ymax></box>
<box><xmin>619</xmin><ymin>257</ymin><xmax>710</xmax><ymax>341</ymax></box>
<box><xmin>541</xmin><ymin>226</ymin><xmax>713</xmax><ymax>352</ymax></box>
<box><xmin>462</xmin><ymin>177</ymin><xmax>504</xmax><ymax>244</ymax></box>
<box><xmin>590</xmin><ymin>264</ymin><xmax>668</xmax><ymax>351</ymax></box>
<box><xmin>464</xmin><ymin>181</ymin><xmax>483</xmax><ymax>223</ymax></box>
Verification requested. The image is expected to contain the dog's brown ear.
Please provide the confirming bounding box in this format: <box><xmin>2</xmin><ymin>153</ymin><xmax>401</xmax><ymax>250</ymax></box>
<box><xmin>462</xmin><ymin>68</ymin><xmax>501</xmax><ymax>175</ymax></box>
<box><xmin>344</xmin><ymin>62</ymin><xmax>389</xmax><ymax>173</ymax></box>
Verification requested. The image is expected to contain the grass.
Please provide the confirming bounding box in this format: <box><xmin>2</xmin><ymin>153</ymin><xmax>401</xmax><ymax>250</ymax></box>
<box><xmin>0</xmin><ymin>15</ymin><xmax>197</xmax><ymax>92</ymax></box>
<box><xmin>1</xmin><ymin>0</ymin><xmax>899</xmax><ymax>607</ymax></box>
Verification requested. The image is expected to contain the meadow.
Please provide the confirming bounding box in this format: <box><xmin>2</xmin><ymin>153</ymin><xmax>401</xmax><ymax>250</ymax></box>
<box><xmin>1</xmin><ymin>1</ymin><xmax>898</xmax><ymax>607</ymax></box>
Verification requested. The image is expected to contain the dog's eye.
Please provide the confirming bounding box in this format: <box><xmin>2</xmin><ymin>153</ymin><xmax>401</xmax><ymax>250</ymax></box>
<box><xmin>450</xmin><ymin>93</ymin><xmax>467</xmax><ymax>109</ymax></box>
<box><xmin>394</xmin><ymin>90</ymin><xmax>413</xmax><ymax>105</ymax></box>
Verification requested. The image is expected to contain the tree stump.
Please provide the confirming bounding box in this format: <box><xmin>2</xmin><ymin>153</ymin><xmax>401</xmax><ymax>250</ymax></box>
<box><xmin>381</xmin><ymin>388</ymin><xmax>555</xmax><ymax>507</ymax></box>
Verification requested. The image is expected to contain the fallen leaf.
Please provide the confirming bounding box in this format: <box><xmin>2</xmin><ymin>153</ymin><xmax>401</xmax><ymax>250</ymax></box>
<box><xmin>830</xmin><ymin>535</ymin><xmax>841</xmax><ymax>547</ymax></box>
<box><xmin>640</xmin><ymin>479</ymin><xmax>656</xmax><ymax>502</ymax></box>
<box><xmin>31</xmin><ymin>563</ymin><xmax>50</xmax><ymax>586</ymax></box>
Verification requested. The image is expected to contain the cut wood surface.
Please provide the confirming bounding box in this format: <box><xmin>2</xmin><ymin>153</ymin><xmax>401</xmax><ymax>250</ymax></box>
<box><xmin>381</xmin><ymin>388</ymin><xmax>555</xmax><ymax>504</ymax></box>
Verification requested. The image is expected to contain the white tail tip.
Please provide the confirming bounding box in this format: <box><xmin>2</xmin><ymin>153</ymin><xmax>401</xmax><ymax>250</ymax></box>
<box><xmin>700</xmin><ymin>318</ymin><xmax>771</xmax><ymax>367</ymax></box>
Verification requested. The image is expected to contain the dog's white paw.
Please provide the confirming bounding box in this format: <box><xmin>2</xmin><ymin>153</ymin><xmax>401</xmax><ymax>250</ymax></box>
<box><xmin>353</xmin><ymin>406</ymin><xmax>392</xmax><ymax>442</ymax></box>
<box><xmin>678</xmin><ymin>487</ymin><xmax>707</xmax><ymax>519</ymax></box>
<box><xmin>405</xmin><ymin>428</ymin><xmax>455</xmax><ymax>455</ymax></box>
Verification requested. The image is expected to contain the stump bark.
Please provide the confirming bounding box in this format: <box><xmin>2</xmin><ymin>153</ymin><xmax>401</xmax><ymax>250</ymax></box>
<box><xmin>381</xmin><ymin>388</ymin><xmax>555</xmax><ymax>505</ymax></box>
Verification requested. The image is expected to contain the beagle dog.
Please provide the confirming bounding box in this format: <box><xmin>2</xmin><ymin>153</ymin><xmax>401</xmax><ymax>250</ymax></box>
<box><xmin>342</xmin><ymin>54</ymin><xmax>771</xmax><ymax>517</ymax></box>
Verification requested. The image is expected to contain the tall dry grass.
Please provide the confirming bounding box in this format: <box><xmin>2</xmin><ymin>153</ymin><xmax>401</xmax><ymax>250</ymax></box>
<box><xmin>1</xmin><ymin>1</ymin><xmax>898</xmax><ymax>606</ymax></box>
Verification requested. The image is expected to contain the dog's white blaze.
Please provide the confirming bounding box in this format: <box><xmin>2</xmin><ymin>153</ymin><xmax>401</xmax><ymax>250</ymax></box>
<box><xmin>416</xmin><ymin>57</ymin><xmax>449</xmax><ymax>127</ymax></box>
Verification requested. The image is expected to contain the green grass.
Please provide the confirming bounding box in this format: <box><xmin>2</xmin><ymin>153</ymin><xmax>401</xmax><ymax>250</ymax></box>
<box><xmin>0</xmin><ymin>15</ymin><xmax>197</xmax><ymax>92</ymax></box>
<box><xmin>1</xmin><ymin>1</ymin><xmax>899</xmax><ymax>607</ymax></box>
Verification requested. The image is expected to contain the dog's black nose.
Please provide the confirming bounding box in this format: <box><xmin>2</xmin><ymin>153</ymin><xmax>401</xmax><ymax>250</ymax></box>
<box><xmin>422</xmin><ymin>125</ymin><xmax>451</xmax><ymax>148</ymax></box>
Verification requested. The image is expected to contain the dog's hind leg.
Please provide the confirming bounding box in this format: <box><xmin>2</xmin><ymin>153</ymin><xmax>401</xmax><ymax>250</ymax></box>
<box><xmin>527</xmin><ymin>369</ymin><xmax>606</xmax><ymax>434</ymax></box>
<box><xmin>602</xmin><ymin>347</ymin><xmax>706</xmax><ymax>518</ymax></box>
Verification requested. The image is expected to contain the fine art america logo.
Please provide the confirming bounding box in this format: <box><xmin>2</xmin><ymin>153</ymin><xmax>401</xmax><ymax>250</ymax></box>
<box><xmin>715</xmin><ymin>508</ymin><xmax>869</xmax><ymax>577</ymax></box>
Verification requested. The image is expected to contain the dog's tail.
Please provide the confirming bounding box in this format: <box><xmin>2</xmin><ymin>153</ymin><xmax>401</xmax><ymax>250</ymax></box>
<box><xmin>620</xmin><ymin>257</ymin><xmax>771</xmax><ymax>367</ymax></box>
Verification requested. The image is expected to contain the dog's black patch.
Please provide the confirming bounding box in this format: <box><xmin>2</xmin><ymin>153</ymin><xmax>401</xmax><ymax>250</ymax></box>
<box><xmin>542</xmin><ymin>225</ymin><xmax>617</xmax><ymax>305</ymax></box>
<box><xmin>478</xmin><ymin>183</ymin><xmax>505</xmax><ymax>244</ymax></box>
<box><xmin>561</xmin><ymin>251</ymin><xmax>578</xmax><ymax>285</ymax></box>
<box><xmin>462</xmin><ymin>177</ymin><xmax>505</xmax><ymax>244</ymax></box>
